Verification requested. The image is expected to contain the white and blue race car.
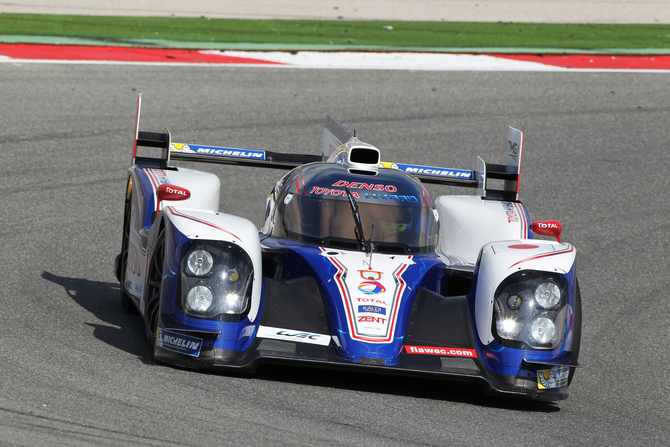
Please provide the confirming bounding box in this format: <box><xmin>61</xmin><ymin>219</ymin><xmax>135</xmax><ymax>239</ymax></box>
<box><xmin>115</xmin><ymin>94</ymin><xmax>581</xmax><ymax>401</ymax></box>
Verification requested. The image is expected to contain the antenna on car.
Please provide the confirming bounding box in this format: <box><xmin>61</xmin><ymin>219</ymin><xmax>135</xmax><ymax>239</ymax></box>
<box><xmin>367</xmin><ymin>224</ymin><xmax>374</xmax><ymax>269</ymax></box>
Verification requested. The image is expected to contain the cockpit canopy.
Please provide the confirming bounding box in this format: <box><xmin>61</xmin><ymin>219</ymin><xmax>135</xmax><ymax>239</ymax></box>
<box><xmin>272</xmin><ymin>163</ymin><xmax>439</xmax><ymax>254</ymax></box>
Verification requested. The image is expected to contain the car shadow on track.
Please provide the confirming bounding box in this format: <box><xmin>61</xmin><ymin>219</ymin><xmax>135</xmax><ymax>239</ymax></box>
<box><xmin>249</xmin><ymin>364</ymin><xmax>561</xmax><ymax>413</ymax></box>
<box><xmin>41</xmin><ymin>271</ymin><xmax>155</xmax><ymax>364</ymax></box>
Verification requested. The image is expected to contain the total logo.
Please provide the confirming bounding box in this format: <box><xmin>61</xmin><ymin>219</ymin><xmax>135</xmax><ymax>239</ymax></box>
<box><xmin>356</xmin><ymin>298</ymin><xmax>388</xmax><ymax>305</ymax></box>
<box><xmin>536</xmin><ymin>222</ymin><xmax>559</xmax><ymax>229</ymax></box>
<box><xmin>358</xmin><ymin>281</ymin><xmax>386</xmax><ymax>294</ymax></box>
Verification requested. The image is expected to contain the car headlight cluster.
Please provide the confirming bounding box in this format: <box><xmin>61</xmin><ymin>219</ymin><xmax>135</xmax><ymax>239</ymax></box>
<box><xmin>492</xmin><ymin>270</ymin><xmax>569</xmax><ymax>350</ymax></box>
<box><xmin>178</xmin><ymin>241</ymin><xmax>254</xmax><ymax>321</ymax></box>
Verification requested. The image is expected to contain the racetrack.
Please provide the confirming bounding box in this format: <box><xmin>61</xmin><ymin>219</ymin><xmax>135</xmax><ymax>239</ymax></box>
<box><xmin>1</xmin><ymin>63</ymin><xmax>669</xmax><ymax>446</ymax></box>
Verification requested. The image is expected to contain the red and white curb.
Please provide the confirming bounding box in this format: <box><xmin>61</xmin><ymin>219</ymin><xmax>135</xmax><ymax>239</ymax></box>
<box><xmin>1</xmin><ymin>43</ymin><xmax>669</xmax><ymax>72</ymax></box>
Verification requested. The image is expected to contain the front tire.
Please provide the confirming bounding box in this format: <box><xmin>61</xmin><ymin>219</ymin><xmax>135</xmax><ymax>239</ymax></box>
<box><xmin>568</xmin><ymin>280</ymin><xmax>582</xmax><ymax>386</ymax></box>
<box><xmin>144</xmin><ymin>229</ymin><xmax>165</xmax><ymax>342</ymax></box>
<box><xmin>119</xmin><ymin>177</ymin><xmax>138</xmax><ymax>315</ymax></box>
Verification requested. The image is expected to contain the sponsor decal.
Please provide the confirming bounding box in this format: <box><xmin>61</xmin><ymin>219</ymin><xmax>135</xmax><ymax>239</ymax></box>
<box><xmin>156</xmin><ymin>328</ymin><xmax>203</xmax><ymax>357</ymax></box>
<box><xmin>358</xmin><ymin>305</ymin><xmax>386</xmax><ymax>315</ymax></box>
<box><xmin>404</xmin><ymin>345</ymin><xmax>478</xmax><ymax>358</ymax></box>
<box><xmin>256</xmin><ymin>325</ymin><xmax>331</xmax><ymax>346</ymax></box>
<box><xmin>357</xmin><ymin>316</ymin><xmax>387</xmax><ymax>324</ymax></box>
<box><xmin>151</xmin><ymin>169</ymin><xmax>171</xmax><ymax>186</ymax></box>
<box><xmin>502</xmin><ymin>202</ymin><xmax>519</xmax><ymax>223</ymax></box>
<box><xmin>358</xmin><ymin>281</ymin><xmax>386</xmax><ymax>294</ymax></box>
<box><xmin>309</xmin><ymin>186</ymin><xmax>360</xmax><ymax>198</ymax></box>
<box><xmin>190</xmin><ymin>145</ymin><xmax>266</xmax><ymax>160</ymax></box>
<box><xmin>170</xmin><ymin>143</ymin><xmax>196</xmax><ymax>153</ymax></box>
<box><xmin>508</xmin><ymin>244</ymin><xmax>540</xmax><ymax>250</ymax></box>
<box><xmin>358</xmin><ymin>270</ymin><xmax>382</xmax><ymax>280</ymax></box>
<box><xmin>156</xmin><ymin>184</ymin><xmax>191</xmax><ymax>206</ymax></box>
<box><xmin>537</xmin><ymin>366</ymin><xmax>569</xmax><ymax>389</ymax></box>
<box><xmin>356</xmin><ymin>297</ymin><xmax>388</xmax><ymax>305</ymax></box>
<box><xmin>363</xmin><ymin>193</ymin><xmax>419</xmax><ymax>203</ymax></box>
<box><xmin>331</xmin><ymin>180</ymin><xmax>397</xmax><ymax>192</ymax></box>
<box><xmin>128</xmin><ymin>244</ymin><xmax>142</xmax><ymax>277</ymax></box>
<box><xmin>322</xmin><ymin>249</ymin><xmax>414</xmax><ymax>343</ymax></box>
<box><xmin>535</xmin><ymin>221</ymin><xmax>560</xmax><ymax>230</ymax></box>
<box><xmin>307</xmin><ymin>185</ymin><xmax>418</xmax><ymax>203</ymax></box>
<box><xmin>387</xmin><ymin>163</ymin><xmax>472</xmax><ymax>179</ymax></box>
<box><xmin>508</xmin><ymin>140</ymin><xmax>520</xmax><ymax>163</ymax></box>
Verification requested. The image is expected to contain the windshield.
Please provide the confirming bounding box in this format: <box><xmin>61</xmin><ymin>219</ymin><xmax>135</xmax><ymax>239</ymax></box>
<box><xmin>280</xmin><ymin>193</ymin><xmax>438</xmax><ymax>254</ymax></box>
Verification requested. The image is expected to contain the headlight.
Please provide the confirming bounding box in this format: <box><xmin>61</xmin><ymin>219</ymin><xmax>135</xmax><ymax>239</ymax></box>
<box><xmin>534</xmin><ymin>281</ymin><xmax>561</xmax><ymax>309</ymax></box>
<box><xmin>529</xmin><ymin>316</ymin><xmax>556</xmax><ymax>344</ymax></box>
<box><xmin>492</xmin><ymin>270</ymin><xmax>568</xmax><ymax>350</ymax></box>
<box><xmin>186</xmin><ymin>285</ymin><xmax>213</xmax><ymax>312</ymax></box>
<box><xmin>186</xmin><ymin>249</ymin><xmax>213</xmax><ymax>276</ymax></box>
<box><xmin>178</xmin><ymin>241</ymin><xmax>254</xmax><ymax>321</ymax></box>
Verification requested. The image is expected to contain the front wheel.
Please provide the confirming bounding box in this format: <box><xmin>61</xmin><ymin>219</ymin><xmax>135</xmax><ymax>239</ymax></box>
<box><xmin>119</xmin><ymin>177</ymin><xmax>138</xmax><ymax>315</ymax></box>
<box><xmin>568</xmin><ymin>280</ymin><xmax>582</xmax><ymax>386</ymax></box>
<box><xmin>144</xmin><ymin>229</ymin><xmax>165</xmax><ymax>342</ymax></box>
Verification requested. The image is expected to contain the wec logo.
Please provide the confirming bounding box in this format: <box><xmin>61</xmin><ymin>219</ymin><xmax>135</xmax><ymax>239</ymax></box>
<box><xmin>276</xmin><ymin>330</ymin><xmax>323</xmax><ymax>341</ymax></box>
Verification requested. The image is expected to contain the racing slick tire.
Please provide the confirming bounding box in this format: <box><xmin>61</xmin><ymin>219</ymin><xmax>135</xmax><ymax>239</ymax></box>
<box><xmin>144</xmin><ymin>228</ymin><xmax>165</xmax><ymax>343</ymax></box>
<box><xmin>119</xmin><ymin>177</ymin><xmax>138</xmax><ymax>315</ymax></box>
<box><xmin>568</xmin><ymin>279</ymin><xmax>582</xmax><ymax>386</ymax></box>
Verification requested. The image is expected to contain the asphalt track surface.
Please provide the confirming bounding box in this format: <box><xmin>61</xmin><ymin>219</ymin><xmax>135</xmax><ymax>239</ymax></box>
<box><xmin>1</xmin><ymin>63</ymin><xmax>669</xmax><ymax>446</ymax></box>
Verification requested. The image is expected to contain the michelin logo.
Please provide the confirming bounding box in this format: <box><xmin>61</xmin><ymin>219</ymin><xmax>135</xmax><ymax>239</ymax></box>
<box><xmin>397</xmin><ymin>163</ymin><xmax>472</xmax><ymax>179</ymax></box>
<box><xmin>191</xmin><ymin>145</ymin><xmax>266</xmax><ymax>159</ymax></box>
<box><xmin>156</xmin><ymin>328</ymin><xmax>203</xmax><ymax>357</ymax></box>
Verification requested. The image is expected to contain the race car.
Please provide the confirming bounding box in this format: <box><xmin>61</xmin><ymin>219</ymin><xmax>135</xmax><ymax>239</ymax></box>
<box><xmin>115</xmin><ymin>93</ymin><xmax>581</xmax><ymax>401</ymax></box>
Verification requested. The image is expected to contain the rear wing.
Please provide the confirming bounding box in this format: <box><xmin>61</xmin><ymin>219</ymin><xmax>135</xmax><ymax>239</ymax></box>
<box><xmin>132</xmin><ymin>94</ymin><xmax>523</xmax><ymax>201</ymax></box>
<box><xmin>132</xmin><ymin>92</ymin><xmax>321</xmax><ymax>171</ymax></box>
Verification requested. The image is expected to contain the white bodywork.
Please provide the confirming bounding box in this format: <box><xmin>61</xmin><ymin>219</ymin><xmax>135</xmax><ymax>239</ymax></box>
<box><xmin>163</xmin><ymin>207</ymin><xmax>263</xmax><ymax>323</ymax></box>
<box><xmin>125</xmin><ymin>167</ymin><xmax>221</xmax><ymax>307</ymax></box>
<box><xmin>149</xmin><ymin>167</ymin><xmax>220</xmax><ymax>214</ymax></box>
<box><xmin>435</xmin><ymin>195</ymin><xmax>528</xmax><ymax>264</ymax></box>
<box><xmin>125</xmin><ymin>166</ymin><xmax>263</xmax><ymax>323</ymax></box>
<box><xmin>473</xmin><ymin>240</ymin><xmax>576</xmax><ymax>345</ymax></box>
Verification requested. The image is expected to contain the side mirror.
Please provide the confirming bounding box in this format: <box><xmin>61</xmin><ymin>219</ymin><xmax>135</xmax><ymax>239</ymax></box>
<box><xmin>531</xmin><ymin>220</ymin><xmax>562</xmax><ymax>243</ymax></box>
<box><xmin>156</xmin><ymin>184</ymin><xmax>191</xmax><ymax>213</ymax></box>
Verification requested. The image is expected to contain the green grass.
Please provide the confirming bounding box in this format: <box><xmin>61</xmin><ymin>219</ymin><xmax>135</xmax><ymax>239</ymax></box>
<box><xmin>1</xmin><ymin>13</ymin><xmax>670</xmax><ymax>51</ymax></box>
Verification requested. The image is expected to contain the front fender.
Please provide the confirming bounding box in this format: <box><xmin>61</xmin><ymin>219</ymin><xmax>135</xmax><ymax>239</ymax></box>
<box><xmin>163</xmin><ymin>206</ymin><xmax>263</xmax><ymax>323</ymax></box>
<box><xmin>473</xmin><ymin>240</ymin><xmax>576</xmax><ymax>346</ymax></box>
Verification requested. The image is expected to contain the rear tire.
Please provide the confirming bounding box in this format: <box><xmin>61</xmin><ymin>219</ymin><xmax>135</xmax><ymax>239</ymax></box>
<box><xmin>144</xmin><ymin>229</ymin><xmax>165</xmax><ymax>342</ymax></box>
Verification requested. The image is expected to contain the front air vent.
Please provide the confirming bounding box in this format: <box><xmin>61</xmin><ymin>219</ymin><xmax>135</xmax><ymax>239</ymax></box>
<box><xmin>440</xmin><ymin>357</ymin><xmax>478</xmax><ymax>372</ymax></box>
<box><xmin>258</xmin><ymin>340</ymin><xmax>296</xmax><ymax>354</ymax></box>
<box><xmin>348</xmin><ymin>169</ymin><xmax>378</xmax><ymax>176</ymax></box>
<box><xmin>358</xmin><ymin>357</ymin><xmax>386</xmax><ymax>366</ymax></box>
